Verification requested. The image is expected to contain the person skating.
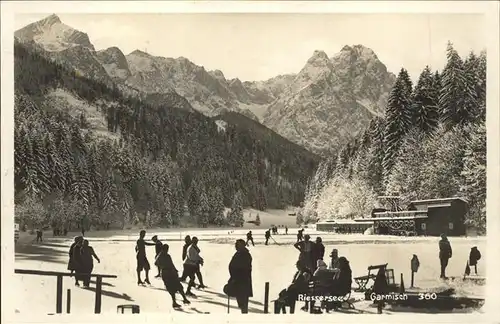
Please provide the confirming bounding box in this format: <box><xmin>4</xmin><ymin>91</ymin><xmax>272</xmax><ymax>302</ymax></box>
<box><xmin>468</xmin><ymin>246</ymin><xmax>481</xmax><ymax>275</ymax></box>
<box><xmin>183</xmin><ymin>236</ymin><xmax>203</xmax><ymax>297</ymax></box>
<box><xmin>36</xmin><ymin>229</ymin><xmax>43</xmax><ymax>242</ymax></box>
<box><xmin>192</xmin><ymin>239</ymin><xmax>207</xmax><ymax>289</ymax></box>
<box><xmin>136</xmin><ymin>230</ymin><xmax>156</xmax><ymax>285</ymax></box>
<box><xmin>285</xmin><ymin>226</ymin><xmax>288</xmax><ymax>235</ymax></box>
<box><xmin>179</xmin><ymin>235</ymin><xmax>192</xmax><ymax>282</ymax></box>
<box><xmin>265</xmin><ymin>229</ymin><xmax>271</xmax><ymax>245</ymax></box>
<box><xmin>438</xmin><ymin>233</ymin><xmax>452</xmax><ymax>279</ymax></box>
<box><xmin>294</xmin><ymin>234</ymin><xmax>314</xmax><ymax>271</ymax></box>
<box><xmin>227</xmin><ymin>239</ymin><xmax>253</xmax><ymax>313</ymax></box>
<box><xmin>152</xmin><ymin>235</ymin><xmax>163</xmax><ymax>278</ymax></box>
<box><xmin>80</xmin><ymin>239</ymin><xmax>100</xmax><ymax>288</ymax></box>
<box><xmin>155</xmin><ymin>244</ymin><xmax>191</xmax><ymax>309</ymax></box>
<box><xmin>246</xmin><ymin>231</ymin><xmax>255</xmax><ymax>247</ymax></box>
<box><xmin>68</xmin><ymin>236</ymin><xmax>84</xmax><ymax>286</ymax></box>
<box><xmin>296</xmin><ymin>229</ymin><xmax>304</xmax><ymax>243</ymax></box>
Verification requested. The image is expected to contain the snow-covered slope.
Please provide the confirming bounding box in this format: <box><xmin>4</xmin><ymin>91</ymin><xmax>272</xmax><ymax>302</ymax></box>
<box><xmin>15</xmin><ymin>14</ymin><xmax>396</xmax><ymax>154</ymax></box>
<box><xmin>262</xmin><ymin>46</ymin><xmax>396</xmax><ymax>153</ymax></box>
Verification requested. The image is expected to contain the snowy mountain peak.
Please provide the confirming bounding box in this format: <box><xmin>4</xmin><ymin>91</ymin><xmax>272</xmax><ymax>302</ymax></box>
<box><xmin>337</xmin><ymin>44</ymin><xmax>378</xmax><ymax>61</ymax></box>
<box><xmin>307</xmin><ymin>50</ymin><xmax>330</xmax><ymax>64</ymax></box>
<box><xmin>14</xmin><ymin>14</ymin><xmax>94</xmax><ymax>52</ymax></box>
<box><xmin>128</xmin><ymin>49</ymin><xmax>151</xmax><ymax>57</ymax></box>
<box><xmin>38</xmin><ymin>14</ymin><xmax>62</xmax><ymax>26</ymax></box>
<box><xmin>210</xmin><ymin>69</ymin><xmax>226</xmax><ymax>80</ymax></box>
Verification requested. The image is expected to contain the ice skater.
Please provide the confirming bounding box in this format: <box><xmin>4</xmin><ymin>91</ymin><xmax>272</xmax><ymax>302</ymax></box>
<box><xmin>179</xmin><ymin>235</ymin><xmax>192</xmax><ymax>282</ymax></box>
<box><xmin>285</xmin><ymin>226</ymin><xmax>288</xmax><ymax>235</ymax></box>
<box><xmin>80</xmin><ymin>239</ymin><xmax>100</xmax><ymax>288</ymax></box>
<box><xmin>468</xmin><ymin>246</ymin><xmax>481</xmax><ymax>275</ymax></box>
<box><xmin>68</xmin><ymin>236</ymin><xmax>83</xmax><ymax>286</ymax></box>
<box><xmin>438</xmin><ymin>233</ymin><xmax>452</xmax><ymax>279</ymax></box>
<box><xmin>296</xmin><ymin>229</ymin><xmax>304</xmax><ymax>243</ymax></box>
<box><xmin>152</xmin><ymin>235</ymin><xmax>164</xmax><ymax>278</ymax></box>
<box><xmin>294</xmin><ymin>234</ymin><xmax>314</xmax><ymax>271</ymax></box>
<box><xmin>155</xmin><ymin>244</ymin><xmax>191</xmax><ymax>309</ymax></box>
<box><xmin>265</xmin><ymin>229</ymin><xmax>271</xmax><ymax>245</ymax></box>
<box><xmin>183</xmin><ymin>236</ymin><xmax>204</xmax><ymax>297</ymax></box>
<box><xmin>246</xmin><ymin>231</ymin><xmax>255</xmax><ymax>247</ymax></box>
<box><xmin>36</xmin><ymin>229</ymin><xmax>43</xmax><ymax>242</ymax></box>
<box><xmin>135</xmin><ymin>230</ymin><xmax>156</xmax><ymax>285</ymax></box>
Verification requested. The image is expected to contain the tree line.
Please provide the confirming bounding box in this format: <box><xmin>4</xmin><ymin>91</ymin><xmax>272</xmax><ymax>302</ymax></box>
<box><xmin>14</xmin><ymin>40</ymin><xmax>319</xmax><ymax>231</ymax></box>
<box><xmin>302</xmin><ymin>42</ymin><xmax>486</xmax><ymax>234</ymax></box>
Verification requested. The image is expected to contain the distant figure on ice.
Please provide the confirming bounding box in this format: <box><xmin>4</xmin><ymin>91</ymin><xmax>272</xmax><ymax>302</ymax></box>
<box><xmin>36</xmin><ymin>229</ymin><xmax>43</xmax><ymax>242</ymax></box>
<box><xmin>265</xmin><ymin>229</ymin><xmax>271</xmax><ymax>245</ymax></box>
<box><xmin>136</xmin><ymin>230</ymin><xmax>156</xmax><ymax>285</ymax></box>
<box><xmin>68</xmin><ymin>236</ymin><xmax>83</xmax><ymax>286</ymax></box>
<box><xmin>285</xmin><ymin>226</ymin><xmax>288</xmax><ymax>235</ymax></box>
<box><xmin>179</xmin><ymin>235</ymin><xmax>192</xmax><ymax>282</ymax></box>
<box><xmin>184</xmin><ymin>236</ymin><xmax>204</xmax><ymax>296</ymax></box>
<box><xmin>296</xmin><ymin>229</ymin><xmax>304</xmax><ymax>243</ymax></box>
<box><xmin>152</xmin><ymin>235</ymin><xmax>163</xmax><ymax>278</ymax></box>
<box><xmin>227</xmin><ymin>239</ymin><xmax>253</xmax><ymax>314</ymax></box>
<box><xmin>438</xmin><ymin>233</ymin><xmax>453</xmax><ymax>279</ymax></box>
<box><xmin>246</xmin><ymin>231</ymin><xmax>255</xmax><ymax>247</ymax></box>
<box><xmin>328</xmin><ymin>248</ymin><xmax>340</xmax><ymax>270</ymax></box>
<box><xmin>468</xmin><ymin>246</ymin><xmax>481</xmax><ymax>275</ymax></box>
<box><xmin>155</xmin><ymin>244</ymin><xmax>191</xmax><ymax>309</ymax></box>
<box><xmin>80</xmin><ymin>239</ymin><xmax>100</xmax><ymax>288</ymax></box>
<box><xmin>294</xmin><ymin>234</ymin><xmax>314</xmax><ymax>271</ymax></box>
<box><xmin>311</xmin><ymin>237</ymin><xmax>325</xmax><ymax>271</ymax></box>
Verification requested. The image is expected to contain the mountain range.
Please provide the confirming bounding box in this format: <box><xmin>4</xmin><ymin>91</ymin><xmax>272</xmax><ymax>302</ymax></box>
<box><xmin>15</xmin><ymin>14</ymin><xmax>396</xmax><ymax>154</ymax></box>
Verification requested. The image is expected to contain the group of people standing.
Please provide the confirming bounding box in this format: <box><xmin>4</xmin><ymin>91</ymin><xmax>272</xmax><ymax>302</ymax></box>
<box><xmin>67</xmin><ymin>236</ymin><xmax>101</xmax><ymax>288</ymax></box>
<box><xmin>134</xmin><ymin>230</ymin><xmax>208</xmax><ymax>309</ymax></box>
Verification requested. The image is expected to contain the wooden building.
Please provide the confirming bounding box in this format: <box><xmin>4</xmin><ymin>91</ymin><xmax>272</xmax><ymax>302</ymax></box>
<box><xmin>315</xmin><ymin>219</ymin><xmax>373</xmax><ymax>233</ymax></box>
<box><xmin>315</xmin><ymin>197</ymin><xmax>468</xmax><ymax>237</ymax></box>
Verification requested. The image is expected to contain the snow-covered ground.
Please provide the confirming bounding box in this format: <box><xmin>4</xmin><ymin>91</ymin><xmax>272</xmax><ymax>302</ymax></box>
<box><xmin>13</xmin><ymin>227</ymin><xmax>486</xmax><ymax>315</ymax></box>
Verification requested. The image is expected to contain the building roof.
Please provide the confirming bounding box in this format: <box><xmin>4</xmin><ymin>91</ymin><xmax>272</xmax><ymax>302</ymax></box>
<box><xmin>372</xmin><ymin>215</ymin><xmax>428</xmax><ymax>221</ymax></box>
<box><xmin>317</xmin><ymin>219</ymin><xmax>373</xmax><ymax>225</ymax></box>
<box><xmin>373</xmin><ymin>210</ymin><xmax>428</xmax><ymax>216</ymax></box>
<box><xmin>410</xmin><ymin>197</ymin><xmax>468</xmax><ymax>205</ymax></box>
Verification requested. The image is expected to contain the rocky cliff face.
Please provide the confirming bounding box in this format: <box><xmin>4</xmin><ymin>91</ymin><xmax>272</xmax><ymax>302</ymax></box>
<box><xmin>15</xmin><ymin>14</ymin><xmax>396</xmax><ymax>154</ymax></box>
<box><xmin>262</xmin><ymin>46</ymin><xmax>396</xmax><ymax>153</ymax></box>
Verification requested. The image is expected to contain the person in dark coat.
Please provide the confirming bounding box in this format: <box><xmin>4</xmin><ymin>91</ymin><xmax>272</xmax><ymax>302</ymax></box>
<box><xmin>80</xmin><ymin>239</ymin><xmax>100</xmax><ymax>288</ymax></box>
<box><xmin>275</xmin><ymin>261</ymin><xmax>312</xmax><ymax>313</ymax></box>
<box><xmin>179</xmin><ymin>235</ymin><xmax>192</xmax><ymax>282</ymax></box>
<box><xmin>294</xmin><ymin>234</ymin><xmax>315</xmax><ymax>271</ymax></box>
<box><xmin>285</xmin><ymin>226</ymin><xmax>288</xmax><ymax>235</ymax></box>
<box><xmin>324</xmin><ymin>256</ymin><xmax>352</xmax><ymax>311</ymax></box>
<box><xmin>246</xmin><ymin>231</ymin><xmax>254</xmax><ymax>247</ymax></box>
<box><xmin>372</xmin><ymin>266</ymin><xmax>389</xmax><ymax>314</ymax></box>
<box><xmin>68</xmin><ymin>236</ymin><xmax>83</xmax><ymax>286</ymax></box>
<box><xmin>152</xmin><ymin>235</ymin><xmax>163</xmax><ymax>278</ymax></box>
<box><xmin>265</xmin><ymin>230</ymin><xmax>271</xmax><ymax>245</ymax></box>
<box><xmin>228</xmin><ymin>239</ymin><xmax>253</xmax><ymax>313</ymax></box>
<box><xmin>296</xmin><ymin>229</ymin><xmax>304</xmax><ymax>243</ymax></box>
<box><xmin>155</xmin><ymin>244</ymin><xmax>191</xmax><ymax>309</ymax></box>
<box><xmin>136</xmin><ymin>230</ymin><xmax>156</xmax><ymax>285</ymax></box>
<box><xmin>468</xmin><ymin>246</ymin><xmax>481</xmax><ymax>275</ymax></box>
<box><xmin>311</xmin><ymin>237</ymin><xmax>325</xmax><ymax>271</ymax></box>
<box><xmin>438</xmin><ymin>233</ymin><xmax>452</xmax><ymax>279</ymax></box>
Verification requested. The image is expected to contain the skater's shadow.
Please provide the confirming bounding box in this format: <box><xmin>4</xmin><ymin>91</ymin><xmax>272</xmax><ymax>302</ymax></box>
<box><xmin>84</xmin><ymin>287</ymin><xmax>134</xmax><ymax>301</ymax></box>
<box><xmin>198</xmin><ymin>296</ymin><xmax>264</xmax><ymax>313</ymax></box>
<box><xmin>89</xmin><ymin>280</ymin><xmax>115</xmax><ymax>287</ymax></box>
<box><xmin>203</xmin><ymin>289</ymin><xmax>264</xmax><ymax>306</ymax></box>
<box><xmin>15</xmin><ymin>243</ymin><xmax>67</xmax><ymax>264</ymax></box>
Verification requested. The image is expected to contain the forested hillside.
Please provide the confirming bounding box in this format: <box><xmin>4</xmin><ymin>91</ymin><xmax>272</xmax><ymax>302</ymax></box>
<box><xmin>301</xmin><ymin>42</ymin><xmax>487</xmax><ymax>233</ymax></box>
<box><xmin>14</xmin><ymin>40</ymin><xmax>319</xmax><ymax>230</ymax></box>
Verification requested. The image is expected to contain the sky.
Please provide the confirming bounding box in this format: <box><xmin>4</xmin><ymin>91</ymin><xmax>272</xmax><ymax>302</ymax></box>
<box><xmin>13</xmin><ymin>13</ymin><xmax>487</xmax><ymax>82</ymax></box>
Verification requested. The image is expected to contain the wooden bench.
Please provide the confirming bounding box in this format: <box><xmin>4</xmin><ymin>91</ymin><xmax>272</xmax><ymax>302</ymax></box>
<box><xmin>353</xmin><ymin>263</ymin><xmax>387</xmax><ymax>292</ymax></box>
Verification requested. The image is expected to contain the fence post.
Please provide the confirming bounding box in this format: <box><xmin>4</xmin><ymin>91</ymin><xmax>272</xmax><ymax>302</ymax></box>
<box><xmin>66</xmin><ymin>289</ymin><xmax>71</xmax><ymax>314</ymax></box>
<box><xmin>56</xmin><ymin>275</ymin><xmax>63</xmax><ymax>314</ymax></box>
<box><xmin>94</xmin><ymin>276</ymin><xmax>103</xmax><ymax>314</ymax></box>
<box><xmin>264</xmin><ymin>282</ymin><xmax>269</xmax><ymax>314</ymax></box>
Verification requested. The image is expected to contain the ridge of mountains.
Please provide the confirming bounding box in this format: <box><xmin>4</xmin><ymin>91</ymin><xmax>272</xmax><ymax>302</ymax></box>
<box><xmin>15</xmin><ymin>14</ymin><xmax>397</xmax><ymax>154</ymax></box>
